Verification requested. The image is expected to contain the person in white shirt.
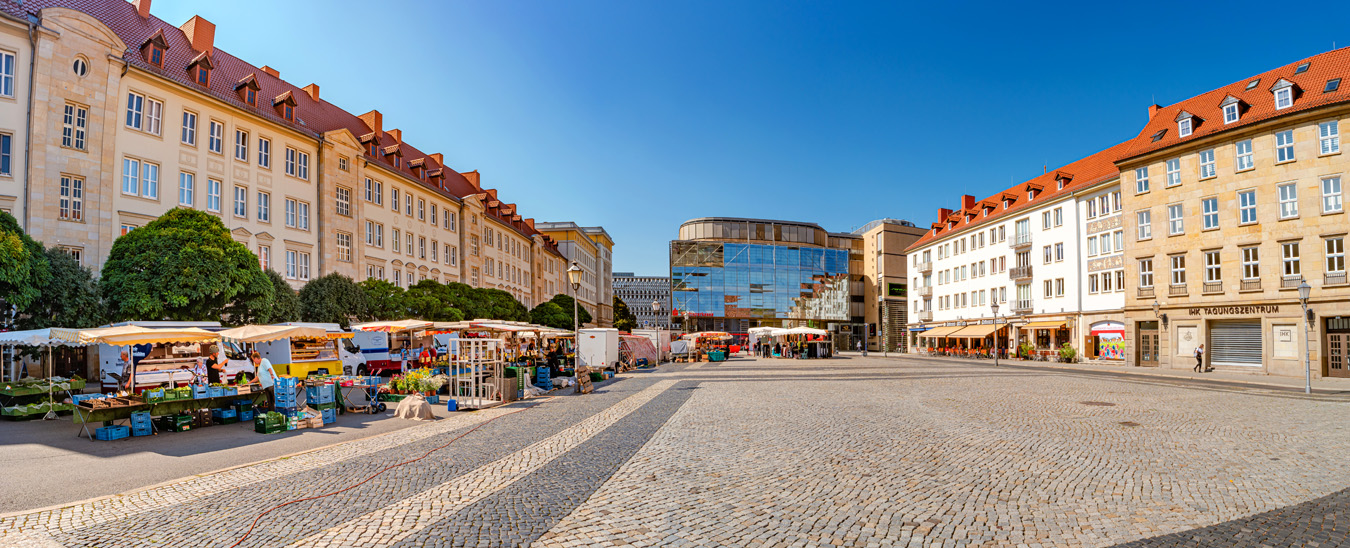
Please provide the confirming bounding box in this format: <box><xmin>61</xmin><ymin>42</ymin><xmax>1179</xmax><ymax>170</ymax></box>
<box><xmin>251</xmin><ymin>350</ymin><xmax>280</xmax><ymax>409</ymax></box>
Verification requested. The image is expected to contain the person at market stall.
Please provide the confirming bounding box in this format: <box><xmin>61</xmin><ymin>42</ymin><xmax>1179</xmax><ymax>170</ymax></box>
<box><xmin>203</xmin><ymin>344</ymin><xmax>228</xmax><ymax>385</ymax></box>
<box><xmin>250</xmin><ymin>350</ymin><xmax>278</xmax><ymax>409</ymax></box>
<box><xmin>111</xmin><ymin>350</ymin><xmax>134</xmax><ymax>391</ymax></box>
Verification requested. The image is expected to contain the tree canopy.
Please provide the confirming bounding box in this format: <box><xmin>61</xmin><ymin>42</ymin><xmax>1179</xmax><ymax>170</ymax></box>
<box><xmin>298</xmin><ymin>273</ymin><xmax>369</xmax><ymax>328</ymax></box>
<box><xmin>18</xmin><ymin>246</ymin><xmax>103</xmax><ymax>330</ymax></box>
<box><xmin>529</xmin><ymin>301</ymin><xmax>572</xmax><ymax>329</ymax></box>
<box><xmin>360</xmin><ymin>279</ymin><xmax>408</xmax><ymax>321</ymax></box>
<box><xmin>548</xmin><ymin>293</ymin><xmax>592</xmax><ymax>326</ymax></box>
<box><xmin>0</xmin><ymin>211</ymin><xmax>52</xmax><ymax>312</ymax></box>
<box><xmin>477</xmin><ymin>288</ymin><xmax>530</xmax><ymax>322</ymax></box>
<box><xmin>101</xmin><ymin>208</ymin><xmax>271</xmax><ymax>321</ymax></box>
<box><xmin>613</xmin><ymin>295</ymin><xmax>638</xmax><ymax>332</ymax></box>
<box><xmin>404</xmin><ymin>280</ymin><xmax>466</xmax><ymax>322</ymax></box>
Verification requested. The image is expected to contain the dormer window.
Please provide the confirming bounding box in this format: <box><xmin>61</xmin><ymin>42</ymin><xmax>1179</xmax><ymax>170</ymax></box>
<box><xmin>235</xmin><ymin>74</ymin><xmax>260</xmax><ymax>107</ymax></box>
<box><xmin>1003</xmin><ymin>199</ymin><xmax>1010</xmax><ymax>209</ymax></box>
<box><xmin>195</xmin><ymin>66</ymin><xmax>209</xmax><ymax>86</ymax></box>
<box><xmin>186</xmin><ymin>52</ymin><xmax>213</xmax><ymax>87</ymax></box>
<box><xmin>1175</xmin><ymin>110</ymin><xmax>1199</xmax><ymax>137</ymax></box>
<box><xmin>1223</xmin><ymin>102</ymin><xmax>1239</xmax><ymax>123</ymax></box>
<box><xmin>139</xmin><ymin>31</ymin><xmax>168</xmax><ymax>68</ymax></box>
<box><xmin>273</xmin><ymin>91</ymin><xmax>297</xmax><ymax>122</ymax></box>
<box><xmin>1027</xmin><ymin>191</ymin><xmax>1034</xmax><ymax>201</ymax></box>
<box><xmin>1271</xmin><ymin>78</ymin><xmax>1297</xmax><ymax>110</ymax></box>
<box><xmin>150</xmin><ymin>47</ymin><xmax>164</xmax><ymax>67</ymax></box>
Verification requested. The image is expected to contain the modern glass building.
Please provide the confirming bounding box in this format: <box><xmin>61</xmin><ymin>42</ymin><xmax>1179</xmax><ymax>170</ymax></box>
<box><xmin>670</xmin><ymin>218</ymin><xmax>862</xmax><ymax>345</ymax></box>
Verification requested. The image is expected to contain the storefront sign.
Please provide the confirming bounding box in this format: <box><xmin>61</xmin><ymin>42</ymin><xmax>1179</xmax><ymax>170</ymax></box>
<box><xmin>887</xmin><ymin>283</ymin><xmax>906</xmax><ymax>297</ymax></box>
<box><xmin>1187</xmin><ymin>305</ymin><xmax>1279</xmax><ymax>316</ymax></box>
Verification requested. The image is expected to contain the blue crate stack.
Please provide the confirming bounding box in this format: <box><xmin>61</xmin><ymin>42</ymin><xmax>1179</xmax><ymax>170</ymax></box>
<box><xmin>535</xmin><ymin>366</ymin><xmax>552</xmax><ymax>391</ymax></box>
<box><xmin>95</xmin><ymin>425</ymin><xmax>130</xmax><ymax>441</ymax></box>
<box><xmin>306</xmin><ymin>383</ymin><xmax>335</xmax><ymax>406</ymax></box>
<box><xmin>238</xmin><ymin>409</ymin><xmax>254</xmax><ymax>422</ymax></box>
<box><xmin>211</xmin><ymin>408</ymin><xmax>237</xmax><ymax>421</ymax></box>
<box><xmin>321</xmin><ymin>407</ymin><xmax>336</xmax><ymax>424</ymax></box>
<box><xmin>130</xmin><ymin>411</ymin><xmax>153</xmax><ymax>437</ymax></box>
<box><xmin>192</xmin><ymin>385</ymin><xmax>209</xmax><ymax>399</ymax></box>
<box><xmin>274</xmin><ymin>377</ymin><xmax>300</xmax><ymax>409</ymax></box>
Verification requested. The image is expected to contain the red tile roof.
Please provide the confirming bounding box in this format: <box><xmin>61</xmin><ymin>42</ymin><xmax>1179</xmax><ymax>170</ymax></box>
<box><xmin>904</xmin><ymin>141</ymin><xmax>1130</xmax><ymax>253</ymax></box>
<box><xmin>8</xmin><ymin>0</ymin><xmax>543</xmax><ymax>244</ymax></box>
<box><xmin>1118</xmin><ymin>47</ymin><xmax>1350</xmax><ymax>161</ymax></box>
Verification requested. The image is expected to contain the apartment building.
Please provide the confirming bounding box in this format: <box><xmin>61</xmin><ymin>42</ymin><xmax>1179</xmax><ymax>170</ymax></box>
<box><xmin>854</xmin><ymin>218</ymin><xmax>925</xmax><ymax>352</ymax></box>
<box><xmin>536</xmin><ymin>221</ymin><xmax>614</xmax><ymax>327</ymax></box>
<box><xmin>906</xmin><ymin>145</ymin><xmax>1127</xmax><ymax>359</ymax></box>
<box><xmin>1119</xmin><ymin>49</ymin><xmax>1350</xmax><ymax>378</ymax></box>
<box><xmin>613</xmin><ymin>272</ymin><xmax>672</xmax><ymax>328</ymax></box>
<box><xmin>1</xmin><ymin>0</ymin><xmax>579</xmax><ymax>306</ymax></box>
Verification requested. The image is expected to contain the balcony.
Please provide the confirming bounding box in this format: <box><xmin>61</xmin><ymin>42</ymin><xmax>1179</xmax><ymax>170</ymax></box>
<box><xmin>1327</xmin><ymin>272</ymin><xmax>1348</xmax><ymax>286</ymax></box>
<box><xmin>1281</xmin><ymin>277</ymin><xmax>1302</xmax><ymax>289</ymax></box>
<box><xmin>1169</xmin><ymin>284</ymin><xmax>1188</xmax><ymax>296</ymax></box>
<box><xmin>917</xmin><ymin>310</ymin><xmax>932</xmax><ymax>322</ymax></box>
<box><xmin>1137</xmin><ymin>287</ymin><xmax>1154</xmax><ymax>298</ymax></box>
<box><xmin>916</xmin><ymin>261</ymin><xmax>932</xmax><ymax>274</ymax></box>
<box><xmin>1203</xmin><ymin>281</ymin><xmax>1224</xmax><ymax>294</ymax></box>
<box><xmin>1010</xmin><ymin>233</ymin><xmax>1033</xmax><ymax>249</ymax></box>
<box><xmin>1240</xmin><ymin>279</ymin><xmax>1262</xmax><ymax>291</ymax></box>
<box><xmin>916</xmin><ymin>286</ymin><xmax>932</xmax><ymax>298</ymax></box>
<box><xmin>1011</xmin><ymin>299</ymin><xmax>1033</xmax><ymax>314</ymax></box>
<box><xmin>1010</xmin><ymin>265</ymin><xmax>1033</xmax><ymax>281</ymax></box>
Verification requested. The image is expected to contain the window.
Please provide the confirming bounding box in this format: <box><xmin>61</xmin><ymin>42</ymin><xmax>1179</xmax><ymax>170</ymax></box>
<box><xmin>1043</xmin><ymin>245</ymin><xmax>1052</xmax><ymax>264</ymax></box>
<box><xmin>418</xmin><ymin>198</ymin><xmax>425</xmax><ymax>221</ymax></box>
<box><xmin>1275</xmin><ymin>87</ymin><xmax>1293</xmax><ymax>110</ymax></box>
<box><xmin>1277</xmin><ymin>182</ymin><xmax>1299</xmax><ymax>219</ymax></box>
<box><xmin>337</xmin><ymin>232</ymin><xmax>352</xmax><ymax>263</ymax></box>
<box><xmin>1235</xmin><ymin>139</ymin><xmax>1253</xmax><ymax>171</ymax></box>
<box><xmin>258</xmin><ymin>138</ymin><xmax>271</xmax><ymax>168</ymax></box>
<box><xmin>286</xmin><ymin>250</ymin><xmax>297</xmax><ymax>279</ymax></box>
<box><xmin>1242</xmin><ymin>247</ymin><xmax>1259</xmax><ymax>280</ymax></box>
<box><xmin>1086</xmin><ymin>199</ymin><xmax>1097</xmax><ymax>218</ymax></box>
<box><xmin>1178</xmin><ymin>117</ymin><xmax>1192</xmax><ymax>137</ymax></box>
<box><xmin>1102</xmin><ymin>272</ymin><xmax>1113</xmax><ymax>292</ymax></box>
<box><xmin>431</xmin><ymin>205</ymin><xmax>438</xmax><ymax>226</ymax></box>
<box><xmin>1135</xmin><ymin>167</ymin><xmax>1149</xmax><ymax>193</ymax></box>
<box><xmin>1055</xmin><ymin>278</ymin><xmax>1064</xmax><ymax>297</ymax></box>
<box><xmin>1088</xmin><ymin>274</ymin><xmax>1098</xmax><ymax>294</ymax></box>
<box><xmin>233</xmin><ymin>185</ymin><xmax>247</xmax><ymax>218</ymax></box>
<box><xmin>393</xmin><ymin>270</ymin><xmax>401</xmax><ymax>287</ymax></box>
<box><xmin>285</xmin><ymin>198</ymin><xmax>297</xmax><ymax>228</ymax></box>
<box><xmin>339</xmin><ymin>157</ymin><xmax>349</xmax><ymax>171</ymax></box>
<box><xmin>258</xmin><ymin>245</ymin><xmax>270</xmax><ymax>271</ymax></box>
<box><xmin>405</xmin><ymin>194</ymin><xmax>412</xmax><ymax>216</ymax></box>
<box><xmin>369</xmin><ymin>179</ymin><xmax>383</xmax><ymax>205</ymax></box>
<box><xmin>234</xmin><ymin>130</ymin><xmax>248</xmax><ymax>161</ymax></box>
<box><xmin>1170</xmin><ymin>255</ymin><xmax>1186</xmax><ymax>286</ymax></box>
<box><xmin>1199</xmin><ymin>149</ymin><xmax>1216</xmax><ymax>179</ymax></box>
<box><xmin>1139</xmin><ymin>259</ymin><xmax>1153</xmax><ymax>288</ymax></box>
<box><xmin>297</xmin><ymin>150</ymin><xmax>309</xmax><ymax>180</ymax></box>
<box><xmin>1205</xmin><ymin>251</ymin><xmax>1221</xmax><ymax>282</ymax></box>
<box><xmin>1042</xmin><ymin>211</ymin><xmax>1051</xmax><ymax>230</ymax></box>
<box><xmin>257</xmin><ymin>191</ymin><xmax>270</xmax><ymax>222</ymax></box>
<box><xmin>178</xmin><ymin>172</ymin><xmax>194</xmax><ymax>206</ymax></box>
<box><xmin>1202</xmin><ymin>197</ymin><xmax>1219</xmax><ymax>229</ymax></box>
<box><xmin>1162</xmin><ymin>158</ymin><xmax>1180</xmax><ymax>187</ymax></box>
<box><xmin>1328</xmin><ymin>79</ymin><xmax>1343</xmax><ymax>93</ymax></box>
<box><xmin>1282</xmin><ymin>242</ymin><xmax>1301</xmax><ymax>277</ymax></box>
<box><xmin>0</xmin><ymin>51</ymin><xmax>12</xmax><ymax>97</ymax></box>
<box><xmin>121</xmin><ymin>158</ymin><xmax>141</xmax><ymax>196</ymax></box>
<box><xmin>1276</xmin><ymin>130</ymin><xmax>1295</xmax><ymax>162</ymax></box>
<box><xmin>448</xmin><ymin>212</ymin><xmax>456</xmax><ymax>231</ymax></box>
<box><xmin>208</xmin><ymin>120</ymin><xmax>223</xmax><ymax>154</ymax></box>
<box><xmin>297</xmin><ymin>201</ymin><xmax>309</xmax><ymax>230</ymax></box>
<box><xmin>1223</xmin><ymin>102</ymin><xmax>1240</xmax><ymax>124</ymax></box>
<box><xmin>391</xmin><ymin>188</ymin><xmax>400</xmax><ymax>211</ymax></box>
<box><xmin>471</xmin><ymin>235</ymin><xmax>479</xmax><ymax>256</ymax></box>
<box><xmin>1228</xmin><ymin>189</ymin><xmax>1256</xmax><ymax>226</ymax></box>
<box><xmin>1324</xmin><ymin>176</ymin><xmax>1343</xmax><ymax>213</ymax></box>
<box><xmin>1168</xmin><ymin>204</ymin><xmax>1184</xmax><ymax>235</ymax></box>
<box><xmin>0</xmin><ymin>133</ymin><xmax>10</xmax><ymax>176</ymax></box>
<box><xmin>207</xmin><ymin>179</ymin><xmax>221</xmax><ymax>212</ymax></box>
<box><xmin>285</xmin><ymin>147</ymin><xmax>308</xmax><ymax>178</ymax></box>
<box><xmin>62</xmin><ymin>103</ymin><xmax>87</xmax><ymax>150</ymax></box>
<box><xmin>418</xmin><ymin>237</ymin><xmax>426</xmax><ymax>259</ymax></box>
<box><xmin>336</xmin><ymin>186</ymin><xmax>351</xmax><ymax>216</ymax></box>
<box><xmin>1321</xmin><ymin>121</ymin><xmax>1341</xmax><ymax>154</ymax></box>
<box><xmin>448</xmin><ymin>245</ymin><xmax>457</xmax><ymax>266</ymax></box>
<box><xmin>181</xmin><ymin>111</ymin><xmax>197</xmax><ymax>145</ymax></box>
<box><xmin>1044</xmin><ymin>280</ymin><xmax>1053</xmax><ymax>297</ymax></box>
<box><xmin>393</xmin><ymin>229</ymin><xmax>401</xmax><ymax>253</ymax></box>
<box><xmin>431</xmin><ymin>240</ymin><xmax>438</xmax><ymax>263</ymax></box>
<box><xmin>194</xmin><ymin>65</ymin><xmax>209</xmax><ymax>87</ymax></box>
<box><xmin>1055</xmin><ymin>243</ymin><xmax>1063</xmax><ymax>262</ymax></box>
<box><xmin>406</xmin><ymin>232</ymin><xmax>414</xmax><ymax>256</ymax></box>
<box><xmin>1328</xmin><ymin>237</ymin><xmax>1346</xmax><ymax>274</ymax></box>
<box><xmin>125</xmin><ymin>92</ymin><xmax>144</xmax><ymax>130</ymax></box>
<box><xmin>1053</xmin><ymin>207</ymin><xmax>1062</xmax><ymax>227</ymax></box>
<box><xmin>1137</xmin><ymin>210</ymin><xmax>1152</xmax><ymax>240</ymax></box>
<box><xmin>58</xmin><ymin>175</ymin><xmax>82</xmax><ymax>221</ymax></box>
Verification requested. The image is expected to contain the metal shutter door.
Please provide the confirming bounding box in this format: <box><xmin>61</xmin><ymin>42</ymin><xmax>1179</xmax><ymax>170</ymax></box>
<box><xmin>1209</xmin><ymin>320</ymin><xmax>1263</xmax><ymax>366</ymax></box>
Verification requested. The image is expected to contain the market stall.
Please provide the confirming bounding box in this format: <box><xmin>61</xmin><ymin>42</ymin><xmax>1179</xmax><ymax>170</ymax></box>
<box><xmin>351</xmin><ymin>320</ymin><xmax>435</xmax><ymax>375</ymax></box>
<box><xmin>0</xmin><ymin>329</ymin><xmax>90</xmax><ymax>420</ymax></box>
<box><xmin>682</xmin><ymin>331</ymin><xmax>732</xmax><ymax>361</ymax></box>
<box><xmin>223</xmin><ymin>324</ymin><xmax>352</xmax><ymax>378</ymax></box>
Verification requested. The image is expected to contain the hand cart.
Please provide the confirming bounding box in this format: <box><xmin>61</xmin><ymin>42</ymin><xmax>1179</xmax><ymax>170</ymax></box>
<box><xmin>338</xmin><ymin>376</ymin><xmax>384</xmax><ymax>414</ymax></box>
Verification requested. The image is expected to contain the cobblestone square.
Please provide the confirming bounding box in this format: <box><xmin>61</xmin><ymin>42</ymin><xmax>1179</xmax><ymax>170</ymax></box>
<box><xmin>4</xmin><ymin>356</ymin><xmax>1349</xmax><ymax>547</ymax></box>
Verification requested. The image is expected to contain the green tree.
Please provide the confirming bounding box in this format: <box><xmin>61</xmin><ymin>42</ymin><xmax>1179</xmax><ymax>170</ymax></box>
<box><xmin>223</xmin><ymin>269</ymin><xmax>300</xmax><ymax>326</ymax></box>
<box><xmin>18</xmin><ymin>246</ymin><xmax>102</xmax><ymax>329</ymax></box>
<box><xmin>0</xmin><ymin>211</ymin><xmax>51</xmax><ymax>313</ymax></box>
<box><xmin>475</xmin><ymin>288</ymin><xmax>529</xmax><ymax>321</ymax></box>
<box><xmin>439</xmin><ymin>282</ymin><xmax>484</xmax><ymax>320</ymax></box>
<box><xmin>360</xmin><ymin>279</ymin><xmax>408</xmax><ymax>320</ymax></box>
<box><xmin>101</xmin><ymin>208</ymin><xmax>271</xmax><ymax>321</ymax></box>
<box><xmin>613</xmin><ymin>295</ymin><xmax>638</xmax><ymax>332</ymax></box>
<box><xmin>298</xmin><ymin>273</ymin><xmax>369</xmax><ymax>328</ymax></box>
<box><xmin>529</xmin><ymin>301</ymin><xmax>572</xmax><ymax>329</ymax></box>
<box><xmin>549</xmin><ymin>293</ymin><xmax>592</xmax><ymax>326</ymax></box>
<box><xmin>404</xmin><ymin>280</ymin><xmax>466</xmax><ymax>322</ymax></box>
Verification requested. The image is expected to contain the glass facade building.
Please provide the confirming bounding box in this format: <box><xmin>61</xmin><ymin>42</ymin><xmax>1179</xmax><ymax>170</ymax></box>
<box><xmin>670</xmin><ymin>218</ymin><xmax>859</xmax><ymax>335</ymax></box>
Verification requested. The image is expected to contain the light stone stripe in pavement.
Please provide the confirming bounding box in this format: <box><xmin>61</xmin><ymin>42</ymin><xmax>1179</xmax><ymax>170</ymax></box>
<box><xmin>285</xmin><ymin>379</ymin><xmax>677</xmax><ymax>548</ymax></box>
<box><xmin>0</xmin><ymin>405</ymin><xmax>521</xmax><ymax>539</ymax></box>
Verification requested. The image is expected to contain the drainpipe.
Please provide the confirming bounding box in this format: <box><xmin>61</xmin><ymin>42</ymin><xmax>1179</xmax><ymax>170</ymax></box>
<box><xmin>315</xmin><ymin>134</ymin><xmax>326</xmax><ymax>278</ymax></box>
<box><xmin>19</xmin><ymin>14</ymin><xmax>36</xmax><ymax>230</ymax></box>
<box><xmin>1073</xmin><ymin>193</ymin><xmax>1084</xmax><ymax>360</ymax></box>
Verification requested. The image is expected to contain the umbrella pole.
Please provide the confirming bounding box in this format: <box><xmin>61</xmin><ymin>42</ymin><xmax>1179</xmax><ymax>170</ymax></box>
<box><xmin>43</xmin><ymin>345</ymin><xmax>57</xmax><ymax>421</ymax></box>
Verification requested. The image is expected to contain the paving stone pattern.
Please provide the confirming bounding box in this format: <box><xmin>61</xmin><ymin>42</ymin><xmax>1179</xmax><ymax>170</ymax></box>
<box><xmin>3</xmin><ymin>357</ymin><xmax>1350</xmax><ymax>547</ymax></box>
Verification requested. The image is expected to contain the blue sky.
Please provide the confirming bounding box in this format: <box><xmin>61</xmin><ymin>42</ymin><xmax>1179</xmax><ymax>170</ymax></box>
<box><xmin>154</xmin><ymin>0</ymin><xmax>1350</xmax><ymax>276</ymax></box>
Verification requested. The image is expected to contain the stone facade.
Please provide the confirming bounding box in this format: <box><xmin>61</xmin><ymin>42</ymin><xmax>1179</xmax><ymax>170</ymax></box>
<box><xmin>856</xmin><ymin>219</ymin><xmax>925</xmax><ymax>352</ymax></box>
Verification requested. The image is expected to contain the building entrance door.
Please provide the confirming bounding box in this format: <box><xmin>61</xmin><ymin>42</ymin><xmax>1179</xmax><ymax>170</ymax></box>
<box><xmin>1326</xmin><ymin>317</ymin><xmax>1350</xmax><ymax>378</ymax></box>
<box><xmin>1137</xmin><ymin>321</ymin><xmax>1159</xmax><ymax>367</ymax></box>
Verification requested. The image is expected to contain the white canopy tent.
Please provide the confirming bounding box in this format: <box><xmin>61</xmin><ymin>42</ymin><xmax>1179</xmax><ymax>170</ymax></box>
<box><xmin>0</xmin><ymin>328</ymin><xmax>95</xmax><ymax>419</ymax></box>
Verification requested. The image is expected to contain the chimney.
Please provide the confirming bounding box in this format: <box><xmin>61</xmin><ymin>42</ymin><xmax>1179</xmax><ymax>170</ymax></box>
<box><xmin>460</xmin><ymin>170</ymin><xmax>480</xmax><ymax>188</ymax></box>
<box><xmin>302</xmin><ymin>83</ymin><xmax>319</xmax><ymax>101</ymax></box>
<box><xmin>260</xmin><ymin>65</ymin><xmax>279</xmax><ymax>78</ymax></box>
<box><xmin>358</xmin><ymin>109</ymin><xmax>382</xmax><ymax>135</ymax></box>
<box><xmin>180</xmin><ymin>15</ymin><xmax>216</xmax><ymax>53</ymax></box>
<box><xmin>960</xmin><ymin>195</ymin><xmax>976</xmax><ymax>210</ymax></box>
<box><xmin>133</xmin><ymin>0</ymin><xmax>151</xmax><ymax>18</ymax></box>
<box><xmin>387</xmin><ymin>129</ymin><xmax>402</xmax><ymax>144</ymax></box>
<box><xmin>1147</xmin><ymin>104</ymin><xmax>1161</xmax><ymax>120</ymax></box>
<box><xmin>429</xmin><ymin>153</ymin><xmax>443</xmax><ymax>165</ymax></box>
<box><xmin>937</xmin><ymin>208</ymin><xmax>953</xmax><ymax>223</ymax></box>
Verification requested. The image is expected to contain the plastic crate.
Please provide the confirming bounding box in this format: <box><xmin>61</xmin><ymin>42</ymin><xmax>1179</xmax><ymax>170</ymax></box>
<box><xmin>130</xmin><ymin>411</ymin><xmax>152</xmax><ymax>428</ymax></box>
<box><xmin>72</xmin><ymin>393</ymin><xmax>107</xmax><ymax>405</ymax></box>
<box><xmin>131</xmin><ymin>424</ymin><xmax>153</xmax><ymax>437</ymax></box>
<box><xmin>320</xmin><ymin>407</ymin><xmax>336</xmax><ymax>424</ymax></box>
<box><xmin>426</xmin><ymin>394</ymin><xmax>440</xmax><ymax>404</ymax></box>
<box><xmin>95</xmin><ymin>425</ymin><xmax>131</xmax><ymax>441</ymax></box>
<box><xmin>306</xmin><ymin>384</ymin><xmax>335</xmax><ymax>405</ymax></box>
<box><xmin>156</xmin><ymin>414</ymin><xmax>193</xmax><ymax>432</ymax></box>
<box><xmin>211</xmin><ymin>408</ymin><xmax>237</xmax><ymax>420</ymax></box>
<box><xmin>207</xmin><ymin>386</ymin><xmax>225</xmax><ymax>399</ymax></box>
<box><xmin>313</xmin><ymin>401</ymin><xmax>338</xmax><ymax>411</ymax></box>
<box><xmin>238</xmin><ymin>409</ymin><xmax>254</xmax><ymax>422</ymax></box>
<box><xmin>192</xmin><ymin>385</ymin><xmax>209</xmax><ymax>399</ymax></box>
<box><xmin>144</xmin><ymin>389</ymin><xmax>165</xmax><ymax>401</ymax></box>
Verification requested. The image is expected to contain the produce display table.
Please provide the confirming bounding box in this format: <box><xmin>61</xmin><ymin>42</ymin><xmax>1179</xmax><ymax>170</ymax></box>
<box><xmin>73</xmin><ymin>392</ymin><xmax>267</xmax><ymax>440</ymax></box>
<box><xmin>1</xmin><ymin>378</ymin><xmax>86</xmax><ymax>419</ymax></box>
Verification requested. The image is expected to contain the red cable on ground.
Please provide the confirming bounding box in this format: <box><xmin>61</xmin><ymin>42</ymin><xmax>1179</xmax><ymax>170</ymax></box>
<box><xmin>227</xmin><ymin>402</ymin><xmax>541</xmax><ymax>548</ymax></box>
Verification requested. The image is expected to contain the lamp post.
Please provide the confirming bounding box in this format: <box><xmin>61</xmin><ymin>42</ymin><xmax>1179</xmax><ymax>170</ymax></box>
<box><xmin>567</xmin><ymin>261</ymin><xmax>583</xmax><ymax>370</ymax></box>
<box><xmin>652</xmin><ymin>299</ymin><xmax>663</xmax><ymax>363</ymax></box>
<box><xmin>1299</xmin><ymin>278</ymin><xmax>1312</xmax><ymax>394</ymax></box>
<box><xmin>991</xmin><ymin>302</ymin><xmax>1000</xmax><ymax>367</ymax></box>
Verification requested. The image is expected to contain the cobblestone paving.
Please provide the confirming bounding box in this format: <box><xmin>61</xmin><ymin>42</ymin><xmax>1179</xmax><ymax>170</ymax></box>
<box><xmin>3</xmin><ymin>357</ymin><xmax>1350</xmax><ymax>547</ymax></box>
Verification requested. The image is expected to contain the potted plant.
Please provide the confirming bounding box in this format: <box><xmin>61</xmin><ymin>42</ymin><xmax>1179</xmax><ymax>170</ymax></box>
<box><xmin>1058</xmin><ymin>343</ymin><xmax>1077</xmax><ymax>363</ymax></box>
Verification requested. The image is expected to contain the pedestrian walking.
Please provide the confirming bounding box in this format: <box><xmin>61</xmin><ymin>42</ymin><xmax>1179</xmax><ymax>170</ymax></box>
<box><xmin>1194</xmin><ymin>344</ymin><xmax>1205</xmax><ymax>372</ymax></box>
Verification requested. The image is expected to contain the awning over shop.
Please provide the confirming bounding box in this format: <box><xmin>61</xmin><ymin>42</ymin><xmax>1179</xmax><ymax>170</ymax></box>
<box><xmin>908</xmin><ymin>326</ymin><xmax>931</xmax><ymax>332</ymax></box>
<box><xmin>1021</xmin><ymin>320</ymin><xmax>1067</xmax><ymax>330</ymax></box>
<box><xmin>951</xmin><ymin>323</ymin><xmax>1007</xmax><ymax>338</ymax></box>
<box><xmin>51</xmin><ymin>326</ymin><xmax>220</xmax><ymax>346</ymax></box>
<box><xmin>218</xmin><ymin>325</ymin><xmax>327</xmax><ymax>343</ymax></box>
<box><xmin>923</xmin><ymin>326</ymin><xmax>963</xmax><ymax>337</ymax></box>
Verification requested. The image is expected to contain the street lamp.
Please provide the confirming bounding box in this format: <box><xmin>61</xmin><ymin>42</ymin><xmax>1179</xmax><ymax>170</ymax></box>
<box><xmin>1299</xmin><ymin>278</ymin><xmax>1312</xmax><ymax>394</ymax></box>
<box><xmin>991</xmin><ymin>302</ymin><xmax>1000</xmax><ymax>367</ymax></box>
<box><xmin>652</xmin><ymin>299</ymin><xmax>663</xmax><ymax>363</ymax></box>
<box><xmin>567</xmin><ymin>261</ymin><xmax>583</xmax><ymax>368</ymax></box>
